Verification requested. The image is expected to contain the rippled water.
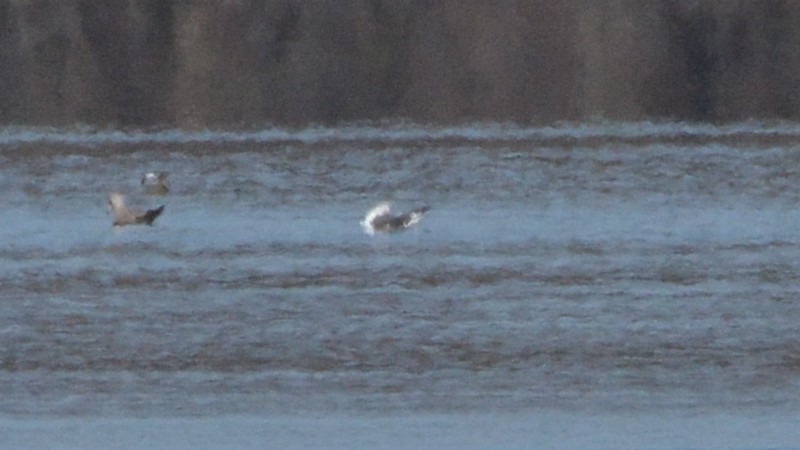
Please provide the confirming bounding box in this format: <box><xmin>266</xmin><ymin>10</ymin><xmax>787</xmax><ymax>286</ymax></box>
<box><xmin>2</xmin><ymin>122</ymin><xmax>800</xmax><ymax>417</ymax></box>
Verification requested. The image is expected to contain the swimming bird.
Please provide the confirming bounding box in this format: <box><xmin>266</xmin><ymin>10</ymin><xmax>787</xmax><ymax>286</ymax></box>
<box><xmin>141</xmin><ymin>171</ymin><xmax>169</xmax><ymax>195</ymax></box>
<box><xmin>361</xmin><ymin>201</ymin><xmax>430</xmax><ymax>235</ymax></box>
<box><xmin>108</xmin><ymin>192</ymin><xmax>165</xmax><ymax>227</ymax></box>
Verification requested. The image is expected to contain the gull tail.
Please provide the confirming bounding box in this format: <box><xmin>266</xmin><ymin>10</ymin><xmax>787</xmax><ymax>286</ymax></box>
<box><xmin>404</xmin><ymin>206</ymin><xmax>430</xmax><ymax>227</ymax></box>
<box><xmin>142</xmin><ymin>205</ymin><xmax>165</xmax><ymax>225</ymax></box>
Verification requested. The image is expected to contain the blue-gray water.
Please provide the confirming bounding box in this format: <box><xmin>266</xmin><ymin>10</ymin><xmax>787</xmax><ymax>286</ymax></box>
<box><xmin>2</xmin><ymin>122</ymin><xmax>800</xmax><ymax>417</ymax></box>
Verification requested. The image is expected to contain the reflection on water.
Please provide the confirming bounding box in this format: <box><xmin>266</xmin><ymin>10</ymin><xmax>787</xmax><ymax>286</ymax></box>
<box><xmin>2</xmin><ymin>122</ymin><xmax>800</xmax><ymax>416</ymax></box>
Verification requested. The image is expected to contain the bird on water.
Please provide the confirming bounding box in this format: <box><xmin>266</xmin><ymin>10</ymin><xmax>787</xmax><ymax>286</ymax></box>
<box><xmin>361</xmin><ymin>201</ymin><xmax>430</xmax><ymax>235</ymax></box>
<box><xmin>108</xmin><ymin>192</ymin><xmax>165</xmax><ymax>227</ymax></box>
<box><xmin>141</xmin><ymin>171</ymin><xmax>169</xmax><ymax>195</ymax></box>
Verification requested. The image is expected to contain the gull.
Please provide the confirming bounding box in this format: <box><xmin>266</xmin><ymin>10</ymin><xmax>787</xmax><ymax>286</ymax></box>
<box><xmin>141</xmin><ymin>171</ymin><xmax>169</xmax><ymax>195</ymax></box>
<box><xmin>361</xmin><ymin>201</ymin><xmax>430</xmax><ymax>235</ymax></box>
<box><xmin>108</xmin><ymin>192</ymin><xmax>165</xmax><ymax>227</ymax></box>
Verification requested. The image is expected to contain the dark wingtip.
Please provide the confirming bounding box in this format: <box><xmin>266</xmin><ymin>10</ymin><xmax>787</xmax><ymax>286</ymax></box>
<box><xmin>144</xmin><ymin>205</ymin><xmax>165</xmax><ymax>225</ymax></box>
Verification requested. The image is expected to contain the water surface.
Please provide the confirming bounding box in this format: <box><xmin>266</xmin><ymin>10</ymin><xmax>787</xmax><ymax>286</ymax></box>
<box><xmin>2</xmin><ymin>122</ymin><xmax>800</xmax><ymax>417</ymax></box>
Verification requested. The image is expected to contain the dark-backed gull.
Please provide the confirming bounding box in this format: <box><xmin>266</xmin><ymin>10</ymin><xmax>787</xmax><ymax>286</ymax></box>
<box><xmin>361</xmin><ymin>201</ymin><xmax>430</xmax><ymax>235</ymax></box>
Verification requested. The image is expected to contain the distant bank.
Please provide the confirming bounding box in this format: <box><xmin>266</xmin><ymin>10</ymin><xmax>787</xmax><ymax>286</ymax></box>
<box><xmin>1</xmin><ymin>1</ymin><xmax>799</xmax><ymax>128</ymax></box>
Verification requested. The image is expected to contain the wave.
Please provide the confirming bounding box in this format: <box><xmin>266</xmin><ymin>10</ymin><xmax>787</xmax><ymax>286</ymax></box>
<box><xmin>3</xmin><ymin>120</ymin><xmax>800</xmax><ymax>148</ymax></box>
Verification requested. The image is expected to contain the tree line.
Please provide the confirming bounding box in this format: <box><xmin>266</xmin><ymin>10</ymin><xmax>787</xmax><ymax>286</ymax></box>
<box><xmin>1</xmin><ymin>0</ymin><xmax>799</xmax><ymax>128</ymax></box>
